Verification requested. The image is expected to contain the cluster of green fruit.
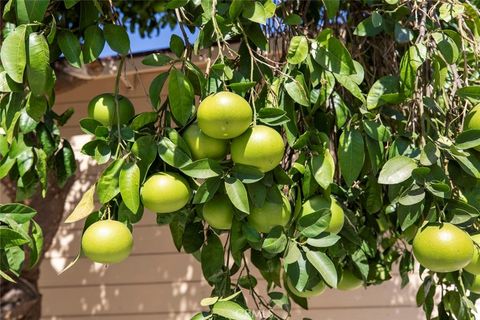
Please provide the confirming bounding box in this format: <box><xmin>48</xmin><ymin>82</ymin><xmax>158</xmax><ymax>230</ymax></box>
<box><xmin>76</xmin><ymin>91</ymin><xmax>364</xmax><ymax>296</ymax></box>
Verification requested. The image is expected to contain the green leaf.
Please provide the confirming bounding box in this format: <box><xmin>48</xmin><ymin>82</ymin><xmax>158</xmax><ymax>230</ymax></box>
<box><xmin>305</xmin><ymin>249</ymin><xmax>337</xmax><ymax>288</ymax></box>
<box><xmin>119</xmin><ymin>162</ymin><xmax>141</xmax><ymax>213</ymax></box>
<box><xmin>363</xmin><ymin>120</ymin><xmax>391</xmax><ymax>142</ymax></box>
<box><xmin>298</xmin><ymin>209</ymin><xmax>331</xmax><ymax>238</ymax></box>
<box><xmin>200</xmin><ymin>0</ymin><xmax>213</xmax><ymax>21</ymax></box>
<box><xmin>168</xmin><ymin>68</ymin><xmax>194</xmax><ymax>125</ymax></box>
<box><xmin>166</xmin><ymin>128</ymin><xmax>191</xmax><ymax>157</ymax></box>
<box><xmin>457</xmin><ymin>86</ymin><xmax>480</xmax><ymax>103</ymax></box>
<box><xmin>182</xmin><ymin>221</ymin><xmax>204</xmax><ymax>253</ymax></box>
<box><xmin>157</xmin><ymin>136</ymin><xmax>192</xmax><ymax>168</ymax></box>
<box><xmin>262</xmin><ymin>226</ymin><xmax>287</xmax><ymax>254</ymax></box>
<box><xmin>398</xmin><ymin>185</ymin><xmax>425</xmax><ymax>206</ymax></box>
<box><xmin>306</xmin><ymin>234</ymin><xmax>341</xmax><ymax>247</ymax></box>
<box><xmin>27</xmin><ymin>33</ymin><xmax>50</xmax><ymax>96</ymax></box>
<box><xmin>229</xmin><ymin>0</ymin><xmax>243</xmax><ymax>19</ymax></box>
<box><xmin>311</xmin><ymin>149</ymin><xmax>335</xmax><ymax>189</ymax></box>
<box><xmin>142</xmin><ymin>53</ymin><xmax>173</xmax><ymax>66</ymax></box>
<box><xmin>82</xmin><ymin>25</ymin><xmax>105</xmax><ymax>64</ymax></box>
<box><xmin>456</xmin><ymin>130</ymin><xmax>480</xmax><ymax>149</ymax></box>
<box><xmin>334</xmin><ymin>73</ymin><xmax>365</xmax><ymax>103</ymax></box>
<box><xmin>311</xmin><ymin>37</ymin><xmax>356</xmax><ymax>75</ymax></box>
<box><xmin>284</xmin><ymin>241</ymin><xmax>301</xmax><ymax>264</ymax></box>
<box><xmin>148</xmin><ymin>72</ymin><xmax>169</xmax><ymax>109</ymax></box>
<box><xmin>225</xmin><ymin>177</ymin><xmax>250</xmax><ymax>214</ymax></box>
<box><xmin>432</xmin><ymin>32</ymin><xmax>459</xmax><ymax>64</ymax></box>
<box><xmin>0</xmin><ymin>203</ymin><xmax>36</xmax><ymax>224</ymax></box>
<box><xmin>193</xmin><ymin>177</ymin><xmax>221</xmax><ymax>204</ymax></box>
<box><xmin>232</xmin><ymin>164</ymin><xmax>264</xmax><ymax>184</ymax></box>
<box><xmin>332</xmin><ymin>92</ymin><xmax>350</xmax><ymax>127</ymax></box>
<box><xmin>451</xmin><ymin>150</ymin><xmax>480</xmax><ymax>178</ymax></box>
<box><xmin>287</xmin><ymin>36</ymin><xmax>309</xmax><ymax>65</ymax></box>
<box><xmin>26</xmin><ymin>94</ymin><xmax>47</xmax><ymax>122</ymax></box>
<box><xmin>242</xmin><ymin>1</ymin><xmax>267</xmax><ymax>24</ymax></box>
<box><xmin>322</xmin><ymin>0</ymin><xmax>339</xmax><ymax>19</ymax></box>
<box><xmin>439</xmin><ymin>3</ymin><xmax>464</xmax><ymax>22</ymax></box>
<box><xmin>257</xmin><ymin>108</ymin><xmax>290</xmax><ymax>126</ymax></box>
<box><xmin>201</xmin><ymin>233</ymin><xmax>224</xmax><ymax>284</ymax></box>
<box><xmin>103</xmin><ymin>24</ymin><xmax>130</xmax><ymax>55</ymax></box>
<box><xmin>212</xmin><ymin>301</ymin><xmax>253</xmax><ymax>320</ymax></box>
<box><xmin>352</xmin><ymin>249</ymin><xmax>369</xmax><ymax>280</ymax></box>
<box><xmin>55</xmin><ymin>140</ymin><xmax>77</xmax><ymax>187</ymax></box>
<box><xmin>0</xmin><ymin>25</ymin><xmax>27</xmax><ymax>83</ymax></box>
<box><xmin>229</xmin><ymin>81</ymin><xmax>256</xmax><ymax>95</ymax></box>
<box><xmin>170</xmin><ymin>34</ymin><xmax>185</xmax><ymax>58</ymax></box>
<box><xmin>166</xmin><ymin>0</ymin><xmax>189</xmax><ymax>9</ymax></box>
<box><xmin>58</xmin><ymin>30</ymin><xmax>82</xmax><ymax>68</ymax></box>
<box><xmin>168</xmin><ymin>213</ymin><xmax>186</xmax><ymax>251</ymax></box>
<box><xmin>338</xmin><ymin>129</ymin><xmax>365</xmax><ymax>186</ymax></box>
<box><xmin>0</xmin><ymin>157</ymin><xmax>16</xmax><ymax>180</ymax></box>
<box><xmin>129</xmin><ymin>112</ymin><xmax>158</xmax><ymax>130</ymax></box>
<box><xmin>96</xmin><ymin>157</ymin><xmax>125</xmax><ymax>204</ymax></box>
<box><xmin>64</xmin><ymin>184</ymin><xmax>96</xmax><ymax>223</ymax></box>
<box><xmin>64</xmin><ymin>0</ymin><xmax>80</xmax><ymax>9</ymax></box>
<box><xmin>284</xmin><ymin>13</ymin><xmax>302</xmax><ymax>25</ymax></box>
<box><xmin>180</xmin><ymin>158</ymin><xmax>222</xmax><ymax>179</ymax></box>
<box><xmin>16</xmin><ymin>0</ymin><xmax>49</xmax><ymax>23</ymax></box>
<box><xmin>0</xmin><ymin>72</ymin><xmax>23</xmax><ymax>92</ymax></box>
<box><xmin>132</xmin><ymin>135</ymin><xmax>157</xmax><ymax>181</ymax></box>
<box><xmin>34</xmin><ymin>148</ymin><xmax>47</xmax><ymax>197</ymax></box>
<box><xmin>378</xmin><ymin>156</ymin><xmax>417</xmax><ymax>184</ymax></box>
<box><xmin>366</xmin><ymin>75</ymin><xmax>402</xmax><ymax>110</ymax></box>
<box><xmin>17</xmin><ymin>148</ymin><xmax>34</xmax><ymax>177</ymax></box>
<box><xmin>284</xmin><ymin>73</ymin><xmax>310</xmax><ymax>107</ymax></box>
<box><xmin>27</xmin><ymin>220</ymin><xmax>43</xmax><ymax>268</ymax></box>
<box><xmin>353</xmin><ymin>14</ymin><xmax>383</xmax><ymax>37</ymax></box>
<box><xmin>0</xmin><ymin>227</ymin><xmax>29</xmax><ymax>248</ymax></box>
<box><xmin>419</xmin><ymin>142</ymin><xmax>439</xmax><ymax>166</ymax></box>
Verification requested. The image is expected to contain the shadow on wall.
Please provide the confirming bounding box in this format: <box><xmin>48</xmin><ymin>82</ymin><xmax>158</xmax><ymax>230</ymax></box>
<box><xmin>38</xmin><ymin>133</ymin><xmax>425</xmax><ymax>320</ymax></box>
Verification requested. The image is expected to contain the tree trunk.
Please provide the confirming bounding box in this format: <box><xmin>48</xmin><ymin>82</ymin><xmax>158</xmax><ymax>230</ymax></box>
<box><xmin>1</xmin><ymin>177</ymin><xmax>75</xmax><ymax>320</ymax></box>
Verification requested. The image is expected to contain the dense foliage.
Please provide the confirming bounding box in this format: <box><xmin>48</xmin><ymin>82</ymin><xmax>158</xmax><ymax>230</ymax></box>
<box><xmin>2</xmin><ymin>0</ymin><xmax>480</xmax><ymax>319</ymax></box>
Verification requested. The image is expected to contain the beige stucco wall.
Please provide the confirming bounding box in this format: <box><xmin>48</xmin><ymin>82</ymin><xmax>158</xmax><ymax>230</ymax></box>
<box><xmin>8</xmin><ymin>57</ymin><xmax>427</xmax><ymax>319</ymax></box>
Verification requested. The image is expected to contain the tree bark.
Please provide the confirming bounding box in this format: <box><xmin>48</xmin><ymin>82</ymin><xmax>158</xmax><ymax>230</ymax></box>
<box><xmin>1</xmin><ymin>176</ymin><xmax>75</xmax><ymax>320</ymax></box>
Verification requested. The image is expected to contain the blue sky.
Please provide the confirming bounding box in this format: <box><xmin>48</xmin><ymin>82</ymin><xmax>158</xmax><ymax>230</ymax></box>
<box><xmin>100</xmin><ymin>23</ymin><xmax>199</xmax><ymax>57</ymax></box>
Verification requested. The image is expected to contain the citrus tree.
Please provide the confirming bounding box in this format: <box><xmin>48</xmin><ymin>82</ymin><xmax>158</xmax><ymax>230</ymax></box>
<box><xmin>2</xmin><ymin>0</ymin><xmax>480</xmax><ymax>319</ymax></box>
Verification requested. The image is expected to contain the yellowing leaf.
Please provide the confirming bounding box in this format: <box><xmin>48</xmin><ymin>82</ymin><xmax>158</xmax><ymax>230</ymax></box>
<box><xmin>64</xmin><ymin>185</ymin><xmax>96</xmax><ymax>223</ymax></box>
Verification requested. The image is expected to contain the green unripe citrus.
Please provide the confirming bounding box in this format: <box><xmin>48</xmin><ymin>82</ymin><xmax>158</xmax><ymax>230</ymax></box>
<box><xmin>286</xmin><ymin>276</ymin><xmax>326</xmax><ymax>298</ymax></box>
<box><xmin>140</xmin><ymin>172</ymin><xmax>191</xmax><ymax>213</ymax></box>
<box><xmin>413</xmin><ymin>223</ymin><xmax>474</xmax><ymax>273</ymax></box>
<box><xmin>88</xmin><ymin>93</ymin><xmax>135</xmax><ymax>126</ymax></box>
<box><xmin>81</xmin><ymin>220</ymin><xmax>133</xmax><ymax>264</ymax></box>
<box><xmin>469</xmin><ymin>275</ymin><xmax>480</xmax><ymax>294</ymax></box>
<box><xmin>301</xmin><ymin>195</ymin><xmax>345</xmax><ymax>234</ymax></box>
<box><xmin>202</xmin><ymin>194</ymin><xmax>234</xmax><ymax>230</ymax></box>
<box><xmin>464</xmin><ymin>105</ymin><xmax>480</xmax><ymax>151</ymax></box>
<box><xmin>183</xmin><ymin>123</ymin><xmax>229</xmax><ymax>160</ymax></box>
<box><xmin>464</xmin><ymin>234</ymin><xmax>480</xmax><ymax>274</ymax></box>
<box><xmin>337</xmin><ymin>270</ymin><xmax>363</xmax><ymax>291</ymax></box>
<box><xmin>231</xmin><ymin>125</ymin><xmax>285</xmax><ymax>173</ymax></box>
<box><xmin>248</xmin><ymin>195</ymin><xmax>291</xmax><ymax>233</ymax></box>
<box><xmin>197</xmin><ymin>91</ymin><xmax>252</xmax><ymax>139</ymax></box>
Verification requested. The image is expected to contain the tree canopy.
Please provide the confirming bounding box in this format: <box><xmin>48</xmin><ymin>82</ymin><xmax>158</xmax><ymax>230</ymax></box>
<box><xmin>2</xmin><ymin>0</ymin><xmax>480</xmax><ymax>319</ymax></box>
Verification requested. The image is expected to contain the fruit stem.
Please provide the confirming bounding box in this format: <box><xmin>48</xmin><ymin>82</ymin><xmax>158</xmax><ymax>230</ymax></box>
<box><xmin>114</xmin><ymin>56</ymin><xmax>126</xmax><ymax>158</ymax></box>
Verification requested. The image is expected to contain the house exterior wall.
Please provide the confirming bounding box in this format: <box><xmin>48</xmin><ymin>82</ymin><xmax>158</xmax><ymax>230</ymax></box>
<box><xmin>4</xmin><ymin>57</ymin><xmax>425</xmax><ymax>319</ymax></box>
